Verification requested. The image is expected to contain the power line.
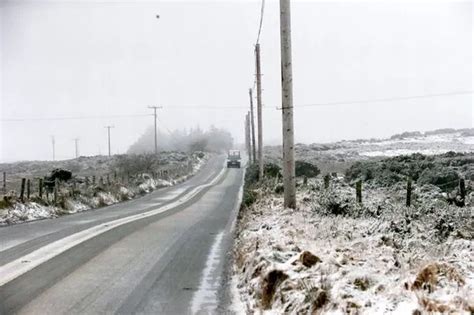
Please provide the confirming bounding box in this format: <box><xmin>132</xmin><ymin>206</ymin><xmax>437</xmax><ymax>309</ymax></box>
<box><xmin>164</xmin><ymin>105</ymin><xmax>246</xmax><ymax>109</ymax></box>
<box><xmin>155</xmin><ymin>118</ymin><xmax>186</xmax><ymax>146</ymax></box>
<box><xmin>286</xmin><ymin>90</ymin><xmax>473</xmax><ymax>109</ymax></box>
<box><xmin>1</xmin><ymin>114</ymin><xmax>151</xmax><ymax>122</ymax></box>
<box><xmin>251</xmin><ymin>0</ymin><xmax>265</xmax><ymax>90</ymax></box>
<box><xmin>168</xmin><ymin>90</ymin><xmax>472</xmax><ymax>110</ymax></box>
<box><xmin>1</xmin><ymin>90</ymin><xmax>471</xmax><ymax>122</ymax></box>
<box><xmin>255</xmin><ymin>0</ymin><xmax>265</xmax><ymax>45</ymax></box>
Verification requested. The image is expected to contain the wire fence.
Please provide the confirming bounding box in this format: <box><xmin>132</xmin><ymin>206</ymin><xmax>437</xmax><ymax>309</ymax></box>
<box><xmin>1</xmin><ymin>162</ymin><xmax>194</xmax><ymax>205</ymax></box>
<box><xmin>318</xmin><ymin>175</ymin><xmax>471</xmax><ymax>208</ymax></box>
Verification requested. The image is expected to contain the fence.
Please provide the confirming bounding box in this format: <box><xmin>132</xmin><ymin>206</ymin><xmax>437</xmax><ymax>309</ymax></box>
<box><xmin>1</xmin><ymin>161</ymin><xmax>194</xmax><ymax>205</ymax></box>
<box><xmin>321</xmin><ymin>175</ymin><xmax>470</xmax><ymax>208</ymax></box>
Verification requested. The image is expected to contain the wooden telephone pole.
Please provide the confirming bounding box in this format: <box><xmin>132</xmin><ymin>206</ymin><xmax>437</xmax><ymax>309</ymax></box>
<box><xmin>255</xmin><ymin>43</ymin><xmax>264</xmax><ymax>180</ymax></box>
<box><xmin>73</xmin><ymin>138</ymin><xmax>79</xmax><ymax>158</ymax></box>
<box><xmin>148</xmin><ymin>106</ymin><xmax>162</xmax><ymax>154</ymax></box>
<box><xmin>245</xmin><ymin>112</ymin><xmax>251</xmax><ymax>162</ymax></box>
<box><xmin>105</xmin><ymin>126</ymin><xmax>114</xmax><ymax>157</ymax></box>
<box><xmin>280</xmin><ymin>0</ymin><xmax>296</xmax><ymax>209</ymax></box>
<box><xmin>51</xmin><ymin>136</ymin><xmax>55</xmax><ymax>161</ymax></box>
<box><xmin>248</xmin><ymin>88</ymin><xmax>257</xmax><ymax>163</ymax></box>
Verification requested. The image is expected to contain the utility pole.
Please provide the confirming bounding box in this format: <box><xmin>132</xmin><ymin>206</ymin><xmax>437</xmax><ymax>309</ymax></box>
<box><xmin>51</xmin><ymin>136</ymin><xmax>55</xmax><ymax>161</ymax></box>
<box><xmin>255</xmin><ymin>43</ymin><xmax>264</xmax><ymax>180</ymax></box>
<box><xmin>245</xmin><ymin>112</ymin><xmax>251</xmax><ymax>162</ymax></box>
<box><xmin>248</xmin><ymin>88</ymin><xmax>257</xmax><ymax>164</ymax></box>
<box><xmin>280</xmin><ymin>0</ymin><xmax>296</xmax><ymax>209</ymax></box>
<box><xmin>148</xmin><ymin>106</ymin><xmax>162</xmax><ymax>155</ymax></box>
<box><xmin>73</xmin><ymin>138</ymin><xmax>79</xmax><ymax>158</ymax></box>
<box><xmin>105</xmin><ymin>126</ymin><xmax>114</xmax><ymax>157</ymax></box>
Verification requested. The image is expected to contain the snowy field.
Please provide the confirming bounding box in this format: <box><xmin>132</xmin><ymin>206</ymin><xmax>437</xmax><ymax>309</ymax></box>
<box><xmin>234</xmin><ymin>129</ymin><xmax>474</xmax><ymax>314</ymax></box>
<box><xmin>233</xmin><ymin>178</ymin><xmax>473</xmax><ymax>314</ymax></box>
<box><xmin>266</xmin><ymin>129</ymin><xmax>474</xmax><ymax>172</ymax></box>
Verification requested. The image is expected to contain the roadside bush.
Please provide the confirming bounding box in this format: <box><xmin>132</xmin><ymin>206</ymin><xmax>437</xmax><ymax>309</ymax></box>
<box><xmin>417</xmin><ymin>166</ymin><xmax>459</xmax><ymax>192</ymax></box>
<box><xmin>318</xmin><ymin>192</ymin><xmax>352</xmax><ymax>216</ymax></box>
<box><xmin>264</xmin><ymin>163</ymin><xmax>281</xmax><ymax>178</ymax></box>
<box><xmin>242</xmin><ymin>188</ymin><xmax>258</xmax><ymax>208</ymax></box>
<box><xmin>245</xmin><ymin>163</ymin><xmax>281</xmax><ymax>186</ymax></box>
<box><xmin>242</xmin><ymin>163</ymin><xmax>281</xmax><ymax>209</ymax></box>
<box><xmin>0</xmin><ymin>197</ymin><xmax>13</xmax><ymax>209</ymax></box>
<box><xmin>295</xmin><ymin>160</ymin><xmax>320</xmax><ymax>178</ymax></box>
<box><xmin>245</xmin><ymin>164</ymin><xmax>260</xmax><ymax>186</ymax></box>
<box><xmin>114</xmin><ymin>154</ymin><xmax>158</xmax><ymax>175</ymax></box>
<box><xmin>345</xmin><ymin>153</ymin><xmax>463</xmax><ymax>190</ymax></box>
<box><xmin>194</xmin><ymin>151</ymin><xmax>205</xmax><ymax>159</ymax></box>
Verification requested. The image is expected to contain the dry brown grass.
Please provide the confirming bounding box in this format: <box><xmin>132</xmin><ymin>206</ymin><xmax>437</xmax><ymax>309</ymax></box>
<box><xmin>419</xmin><ymin>297</ymin><xmax>452</xmax><ymax>313</ymax></box>
<box><xmin>310</xmin><ymin>288</ymin><xmax>329</xmax><ymax>314</ymax></box>
<box><xmin>299</xmin><ymin>250</ymin><xmax>322</xmax><ymax>268</ymax></box>
<box><xmin>353</xmin><ymin>277</ymin><xmax>371</xmax><ymax>291</ymax></box>
<box><xmin>411</xmin><ymin>262</ymin><xmax>465</xmax><ymax>292</ymax></box>
<box><xmin>261</xmin><ymin>269</ymin><xmax>289</xmax><ymax>310</ymax></box>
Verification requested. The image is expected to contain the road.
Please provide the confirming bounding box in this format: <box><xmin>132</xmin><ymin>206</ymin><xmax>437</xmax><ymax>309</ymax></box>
<box><xmin>0</xmin><ymin>155</ymin><xmax>244</xmax><ymax>314</ymax></box>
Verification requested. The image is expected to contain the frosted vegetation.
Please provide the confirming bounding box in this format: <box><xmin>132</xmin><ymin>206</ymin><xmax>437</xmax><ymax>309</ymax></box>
<box><xmin>0</xmin><ymin>152</ymin><xmax>207</xmax><ymax>225</ymax></box>
<box><xmin>234</xmin><ymin>129</ymin><xmax>473</xmax><ymax>314</ymax></box>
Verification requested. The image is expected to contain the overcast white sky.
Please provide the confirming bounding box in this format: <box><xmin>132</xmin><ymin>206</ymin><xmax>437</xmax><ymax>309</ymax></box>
<box><xmin>1</xmin><ymin>0</ymin><xmax>472</xmax><ymax>162</ymax></box>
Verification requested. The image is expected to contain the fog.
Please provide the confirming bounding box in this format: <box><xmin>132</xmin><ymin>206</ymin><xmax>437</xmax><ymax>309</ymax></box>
<box><xmin>1</xmin><ymin>0</ymin><xmax>472</xmax><ymax>162</ymax></box>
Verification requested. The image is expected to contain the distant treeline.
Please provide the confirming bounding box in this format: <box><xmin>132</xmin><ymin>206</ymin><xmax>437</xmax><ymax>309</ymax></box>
<box><xmin>390</xmin><ymin>128</ymin><xmax>474</xmax><ymax>140</ymax></box>
<box><xmin>128</xmin><ymin>126</ymin><xmax>233</xmax><ymax>154</ymax></box>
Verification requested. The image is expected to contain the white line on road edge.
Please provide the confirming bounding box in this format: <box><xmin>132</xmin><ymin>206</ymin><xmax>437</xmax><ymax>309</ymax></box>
<box><xmin>190</xmin><ymin>165</ymin><xmax>246</xmax><ymax>314</ymax></box>
<box><xmin>0</xmin><ymin>166</ymin><xmax>227</xmax><ymax>287</ymax></box>
<box><xmin>190</xmin><ymin>231</ymin><xmax>225</xmax><ymax>314</ymax></box>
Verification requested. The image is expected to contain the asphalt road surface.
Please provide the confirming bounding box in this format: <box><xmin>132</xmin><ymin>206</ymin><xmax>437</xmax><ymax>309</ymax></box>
<box><xmin>0</xmin><ymin>155</ymin><xmax>245</xmax><ymax>314</ymax></box>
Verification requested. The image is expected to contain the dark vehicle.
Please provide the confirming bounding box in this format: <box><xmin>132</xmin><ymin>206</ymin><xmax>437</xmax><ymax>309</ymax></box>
<box><xmin>227</xmin><ymin>150</ymin><xmax>241</xmax><ymax>168</ymax></box>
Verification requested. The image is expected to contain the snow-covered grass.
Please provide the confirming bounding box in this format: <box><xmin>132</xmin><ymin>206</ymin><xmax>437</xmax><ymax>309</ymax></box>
<box><xmin>360</xmin><ymin>149</ymin><xmax>454</xmax><ymax>157</ymax></box>
<box><xmin>0</xmin><ymin>153</ymin><xmax>208</xmax><ymax>225</ymax></box>
<box><xmin>233</xmin><ymin>177</ymin><xmax>473</xmax><ymax>314</ymax></box>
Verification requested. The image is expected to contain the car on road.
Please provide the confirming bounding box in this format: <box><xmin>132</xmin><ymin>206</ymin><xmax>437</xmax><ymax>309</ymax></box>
<box><xmin>227</xmin><ymin>150</ymin><xmax>241</xmax><ymax>168</ymax></box>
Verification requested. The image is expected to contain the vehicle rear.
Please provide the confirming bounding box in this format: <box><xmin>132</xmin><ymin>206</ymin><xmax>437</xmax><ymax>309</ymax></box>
<box><xmin>227</xmin><ymin>150</ymin><xmax>241</xmax><ymax>168</ymax></box>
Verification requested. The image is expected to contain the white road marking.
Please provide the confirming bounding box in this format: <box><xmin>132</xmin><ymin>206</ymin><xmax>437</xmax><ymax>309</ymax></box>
<box><xmin>190</xmin><ymin>231</ymin><xmax>225</xmax><ymax>314</ymax></box>
<box><xmin>190</xmin><ymin>166</ymin><xmax>246</xmax><ymax>314</ymax></box>
<box><xmin>0</xmin><ymin>166</ymin><xmax>227</xmax><ymax>287</ymax></box>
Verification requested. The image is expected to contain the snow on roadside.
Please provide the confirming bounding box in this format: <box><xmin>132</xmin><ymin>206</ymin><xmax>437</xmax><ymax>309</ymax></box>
<box><xmin>0</xmin><ymin>154</ymin><xmax>208</xmax><ymax>226</ymax></box>
<box><xmin>233</xmin><ymin>180</ymin><xmax>473</xmax><ymax>314</ymax></box>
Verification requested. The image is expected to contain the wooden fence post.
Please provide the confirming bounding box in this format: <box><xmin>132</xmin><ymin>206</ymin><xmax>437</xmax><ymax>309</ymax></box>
<box><xmin>459</xmin><ymin>178</ymin><xmax>466</xmax><ymax>207</ymax></box>
<box><xmin>20</xmin><ymin>178</ymin><xmax>26</xmax><ymax>202</ymax></box>
<box><xmin>406</xmin><ymin>177</ymin><xmax>412</xmax><ymax>207</ymax></box>
<box><xmin>72</xmin><ymin>181</ymin><xmax>77</xmax><ymax>197</ymax></box>
<box><xmin>2</xmin><ymin>172</ymin><xmax>6</xmax><ymax>194</ymax></box>
<box><xmin>27</xmin><ymin>179</ymin><xmax>31</xmax><ymax>200</ymax></box>
<box><xmin>54</xmin><ymin>178</ymin><xmax>59</xmax><ymax>204</ymax></box>
<box><xmin>39</xmin><ymin>178</ymin><xmax>43</xmax><ymax>199</ymax></box>
<box><xmin>324</xmin><ymin>174</ymin><xmax>330</xmax><ymax>189</ymax></box>
<box><xmin>356</xmin><ymin>180</ymin><xmax>362</xmax><ymax>204</ymax></box>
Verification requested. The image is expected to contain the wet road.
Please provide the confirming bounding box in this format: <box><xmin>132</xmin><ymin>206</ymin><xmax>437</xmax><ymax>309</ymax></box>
<box><xmin>0</xmin><ymin>155</ymin><xmax>244</xmax><ymax>314</ymax></box>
